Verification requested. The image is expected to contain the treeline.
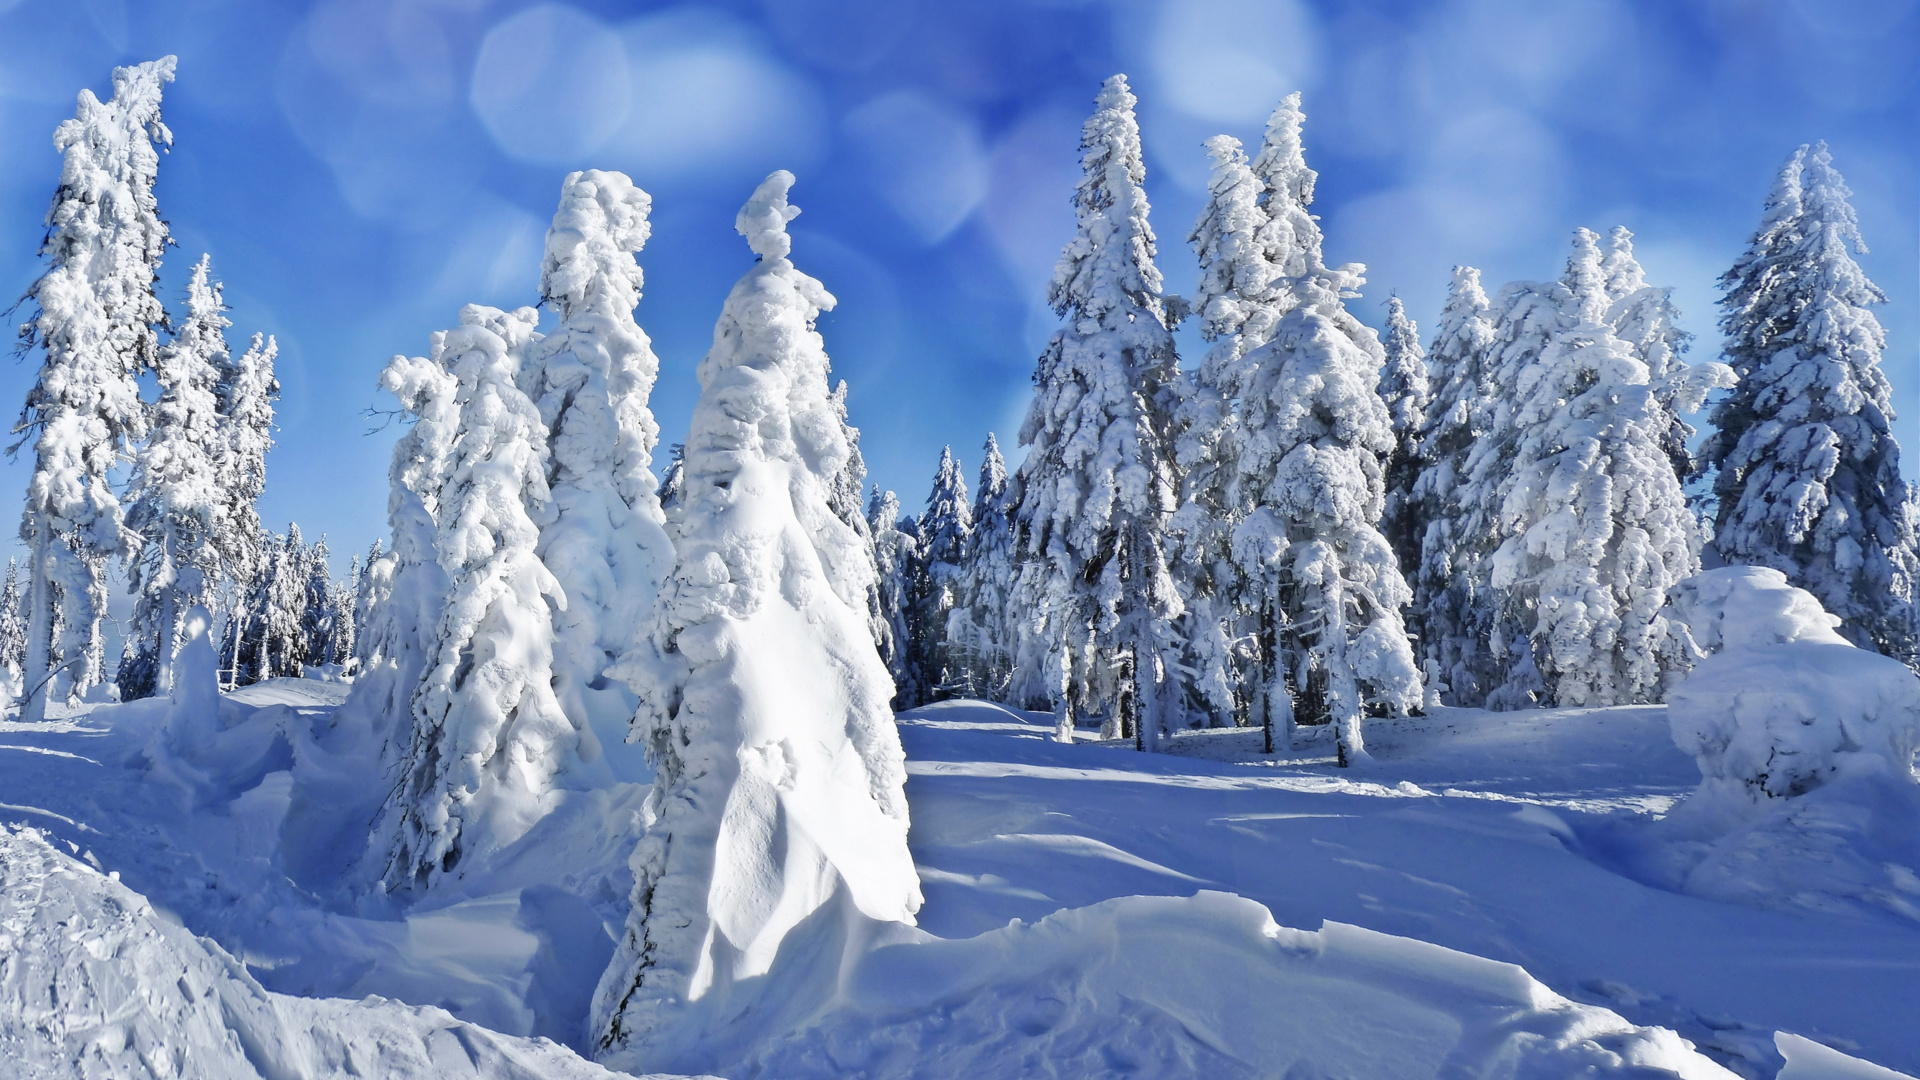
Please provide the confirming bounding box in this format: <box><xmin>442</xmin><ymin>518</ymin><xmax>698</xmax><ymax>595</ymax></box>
<box><xmin>865</xmin><ymin>78</ymin><xmax>1914</xmax><ymax>763</ymax></box>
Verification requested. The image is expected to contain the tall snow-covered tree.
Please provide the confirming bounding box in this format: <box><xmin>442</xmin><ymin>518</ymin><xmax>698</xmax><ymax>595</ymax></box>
<box><xmin>121</xmin><ymin>254</ymin><xmax>229</xmax><ymax>701</ymax></box>
<box><xmin>909</xmin><ymin>446</ymin><xmax>971</xmax><ymax>700</ymax></box>
<box><xmin>13</xmin><ymin>56</ymin><xmax>176</xmax><ymax>720</ymax></box>
<box><xmin>1408</xmin><ymin>267</ymin><xmax>1499</xmax><ymax>705</ymax></box>
<box><xmin>1483</xmin><ymin>229</ymin><xmax>1724</xmax><ymax>707</ymax></box>
<box><xmin>1009</xmin><ymin>73</ymin><xmax>1184</xmax><ymax>749</ymax></box>
<box><xmin>868</xmin><ymin>487</ymin><xmax>922</xmax><ymax>707</ymax></box>
<box><xmin>1698</xmin><ymin>143</ymin><xmax>1918</xmax><ymax>663</ymax></box>
<box><xmin>1377</xmin><ymin>296</ymin><xmax>1430</xmax><ymax>579</ymax></box>
<box><xmin>953</xmin><ymin>434</ymin><xmax>1014</xmax><ymax>700</ymax></box>
<box><xmin>232</xmin><ymin>525</ymin><xmax>310</xmax><ymax>685</ymax></box>
<box><xmin>592</xmin><ymin>173</ymin><xmax>918</xmax><ymax>1073</ymax></box>
<box><xmin>0</xmin><ymin>560</ymin><xmax>25</xmax><ymax>678</ymax></box>
<box><xmin>527</xmin><ymin>170</ymin><xmax>674</xmax><ymax>755</ymax></box>
<box><xmin>298</xmin><ymin>535</ymin><xmax>337</xmax><ymax>669</ymax></box>
<box><xmin>213</xmin><ymin>331</ymin><xmax>279</xmax><ymax>685</ymax></box>
<box><xmin>378</xmin><ymin>304</ymin><xmax>600</xmax><ymax>893</ymax></box>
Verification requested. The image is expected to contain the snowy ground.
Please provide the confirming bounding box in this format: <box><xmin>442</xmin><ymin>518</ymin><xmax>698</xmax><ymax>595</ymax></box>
<box><xmin>1</xmin><ymin>688</ymin><xmax>1914</xmax><ymax>1077</ymax></box>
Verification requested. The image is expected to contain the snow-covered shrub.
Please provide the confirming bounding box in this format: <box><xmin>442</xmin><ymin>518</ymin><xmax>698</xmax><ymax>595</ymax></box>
<box><xmin>1665</xmin><ymin>566</ymin><xmax>1920</xmax><ymax>802</ymax></box>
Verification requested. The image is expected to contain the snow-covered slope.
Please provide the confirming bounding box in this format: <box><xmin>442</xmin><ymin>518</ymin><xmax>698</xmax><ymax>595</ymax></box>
<box><xmin>0</xmin><ymin>824</ymin><xmax>657</xmax><ymax>1080</ymax></box>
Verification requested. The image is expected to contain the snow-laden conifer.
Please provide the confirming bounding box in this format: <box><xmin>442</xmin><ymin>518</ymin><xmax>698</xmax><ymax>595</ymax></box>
<box><xmin>14</xmin><ymin>57</ymin><xmax>176</xmax><ymax>719</ymax></box>
<box><xmin>954</xmin><ymin>434</ymin><xmax>1015</xmax><ymax>700</ymax></box>
<box><xmin>213</xmin><ymin>330</ymin><xmax>279</xmax><ymax>662</ymax></box>
<box><xmin>910</xmin><ymin>447</ymin><xmax>971</xmax><ymax>700</ymax></box>
<box><xmin>121</xmin><ymin>255</ymin><xmax>228</xmax><ymax>700</ymax></box>
<box><xmin>868</xmin><ymin>487</ymin><xmax>922</xmax><ymax>707</ymax></box>
<box><xmin>378</xmin><ymin>305</ymin><xmax>598</xmax><ymax>892</ymax></box>
<box><xmin>1009</xmin><ymin>74</ymin><xmax>1184</xmax><ymax>749</ymax></box>
<box><xmin>1700</xmin><ymin>143</ymin><xmax>1918</xmax><ymax>662</ymax></box>
<box><xmin>329</xmin><ymin>553</ymin><xmax>359</xmax><ymax>668</ymax></box>
<box><xmin>1377</xmin><ymin>296</ymin><xmax>1430</xmax><ymax>579</ymax></box>
<box><xmin>1602</xmin><ymin>228</ymin><xmax>1730</xmax><ymax>480</ymax></box>
<box><xmin>233</xmin><ymin>525</ymin><xmax>309</xmax><ymax>684</ymax></box>
<box><xmin>593</xmin><ymin>173</ymin><xmax>918</xmax><ymax>1071</ymax></box>
<box><xmin>1483</xmin><ymin>230</ymin><xmax>1717</xmax><ymax>707</ymax></box>
<box><xmin>528</xmin><ymin>170</ymin><xmax>674</xmax><ymax>752</ymax></box>
<box><xmin>1408</xmin><ymin>267</ymin><xmax>1499</xmax><ymax>705</ymax></box>
<box><xmin>0</xmin><ymin>560</ymin><xmax>25</xmax><ymax>679</ymax></box>
<box><xmin>298</xmin><ymin>535</ymin><xmax>336</xmax><ymax>669</ymax></box>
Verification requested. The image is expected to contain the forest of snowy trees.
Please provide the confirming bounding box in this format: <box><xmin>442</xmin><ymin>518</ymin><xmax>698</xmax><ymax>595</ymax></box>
<box><xmin>8</xmin><ymin>59</ymin><xmax>1915</xmax><ymax>776</ymax></box>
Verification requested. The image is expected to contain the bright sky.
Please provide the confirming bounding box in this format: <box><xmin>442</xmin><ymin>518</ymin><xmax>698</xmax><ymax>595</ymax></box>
<box><xmin>0</xmin><ymin>0</ymin><xmax>1915</xmax><ymax>571</ymax></box>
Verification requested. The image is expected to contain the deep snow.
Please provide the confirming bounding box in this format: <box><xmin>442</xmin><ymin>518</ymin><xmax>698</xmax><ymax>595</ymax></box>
<box><xmin>1</xmin><ymin>685</ymin><xmax>1915</xmax><ymax>1077</ymax></box>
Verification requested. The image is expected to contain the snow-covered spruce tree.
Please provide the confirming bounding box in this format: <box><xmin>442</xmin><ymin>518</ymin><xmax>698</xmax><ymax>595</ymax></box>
<box><xmin>0</xmin><ymin>560</ymin><xmax>25</xmax><ymax>679</ymax></box>
<box><xmin>868</xmin><ymin>487</ymin><xmax>923</xmax><ymax>707</ymax></box>
<box><xmin>824</xmin><ymin>382</ymin><xmax>889</xmax><ymax>664</ymax></box>
<box><xmin>1237</xmin><ymin>264</ymin><xmax>1422</xmax><ymax>764</ymax></box>
<box><xmin>232</xmin><ymin>525</ymin><xmax>309</xmax><ymax>684</ymax></box>
<box><xmin>1699</xmin><ymin>143</ymin><xmax>1919</xmax><ymax>663</ymax></box>
<box><xmin>909</xmin><ymin>446</ymin><xmax>971</xmax><ymax>700</ymax></box>
<box><xmin>298</xmin><ymin>535</ymin><xmax>336</xmax><ymax>669</ymax></box>
<box><xmin>1484</xmin><ymin>229</ymin><xmax>1723</xmax><ymax>707</ymax></box>
<box><xmin>527</xmin><ymin>170</ymin><xmax>674</xmax><ymax>751</ymax></box>
<box><xmin>1009</xmin><ymin>74</ymin><xmax>1184</xmax><ymax>749</ymax></box>
<box><xmin>1407</xmin><ymin>267</ymin><xmax>1499</xmax><ymax>706</ymax></box>
<box><xmin>592</xmin><ymin>173</ymin><xmax>918</xmax><ymax>1073</ymax></box>
<box><xmin>1377</xmin><ymin>296</ymin><xmax>1430</xmax><ymax>579</ymax></box>
<box><xmin>1601</xmin><ymin>227</ymin><xmax>1732</xmax><ymax>483</ymax></box>
<box><xmin>121</xmin><ymin>255</ymin><xmax>229</xmax><ymax>701</ymax></box>
<box><xmin>378</xmin><ymin>304</ymin><xmax>603</xmax><ymax>893</ymax></box>
<box><xmin>212</xmin><ymin>331</ymin><xmax>279</xmax><ymax>686</ymax></box>
<box><xmin>954</xmin><ymin>433</ymin><xmax>1015</xmax><ymax>700</ymax></box>
<box><xmin>329</xmin><ymin>553</ymin><xmax>359</xmax><ymax>668</ymax></box>
<box><xmin>339</xmin><ymin>348</ymin><xmax>458</xmax><ymax>758</ymax></box>
<box><xmin>13</xmin><ymin>56</ymin><xmax>177</xmax><ymax>720</ymax></box>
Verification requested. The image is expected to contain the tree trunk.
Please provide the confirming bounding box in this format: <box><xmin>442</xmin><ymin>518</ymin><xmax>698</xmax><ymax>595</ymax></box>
<box><xmin>22</xmin><ymin>520</ymin><xmax>53</xmax><ymax>723</ymax></box>
<box><xmin>1052</xmin><ymin>641</ymin><xmax>1076</xmax><ymax>744</ymax></box>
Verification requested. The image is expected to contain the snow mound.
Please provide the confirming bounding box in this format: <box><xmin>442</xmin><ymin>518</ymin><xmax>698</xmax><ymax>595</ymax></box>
<box><xmin>1664</xmin><ymin>567</ymin><xmax>1920</xmax><ymax>802</ymax></box>
<box><xmin>0</xmin><ymin>825</ymin><xmax>682</xmax><ymax>1080</ymax></box>
<box><xmin>739</xmin><ymin>891</ymin><xmax>1738</xmax><ymax>1079</ymax></box>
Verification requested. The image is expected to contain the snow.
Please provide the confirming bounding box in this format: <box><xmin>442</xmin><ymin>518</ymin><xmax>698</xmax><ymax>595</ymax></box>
<box><xmin>3</xmin><ymin>687</ymin><xmax>1917</xmax><ymax>1077</ymax></box>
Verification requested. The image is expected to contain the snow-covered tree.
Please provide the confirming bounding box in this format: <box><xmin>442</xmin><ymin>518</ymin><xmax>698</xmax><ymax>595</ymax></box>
<box><xmin>953</xmin><ymin>434</ymin><xmax>1014</xmax><ymax>700</ymax></box>
<box><xmin>1483</xmin><ymin>229</ymin><xmax>1722</xmax><ymax>707</ymax></box>
<box><xmin>527</xmin><ymin>170</ymin><xmax>674</xmax><ymax>753</ymax></box>
<box><xmin>909</xmin><ymin>446</ymin><xmax>971</xmax><ymax>700</ymax></box>
<box><xmin>13</xmin><ymin>56</ymin><xmax>176</xmax><ymax>720</ymax></box>
<box><xmin>0</xmin><ymin>560</ymin><xmax>25</xmax><ymax>679</ymax></box>
<box><xmin>232</xmin><ymin>525</ymin><xmax>310</xmax><ymax>684</ymax></box>
<box><xmin>1699</xmin><ymin>143</ymin><xmax>1918</xmax><ymax>663</ymax></box>
<box><xmin>868</xmin><ymin>487</ymin><xmax>922</xmax><ymax>707</ymax></box>
<box><xmin>328</xmin><ymin>553</ymin><xmax>359</xmax><ymax>668</ymax></box>
<box><xmin>212</xmin><ymin>330</ymin><xmax>279</xmax><ymax>677</ymax></box>
<box><xmin>121</xmin><ymin>255</ymin><xmax>229</xmax><ymax>701</ymax></box>
<box><xmin>1377</xmin><ymin>296</ymin><xmax>1430</xmax><ymax>578</ymax></box>
<box><xmin>1602</xmin><ymin>228</ymin><xmax>1712</xmax><ymax>481</ymax></box>
<box><xmin>1408</xmin><ymin>267</ymin><xmax>1499</xmax><ymax>706</ymax></box>
<box><xmin>298</xmin><ymin>535</ymin><xmax>337</xmax><ymax>669</ymax></box>
<box><xmin>592</xmin><ymin>173</ymin><xmax>919</xmax><ymax>1072</ymax></box>
<box><xmin>378</xmin><ymin>304</ymin><xmax>599</xmax><ymax>893</ymax></box>
<box><xmin>1009</xmin><ymin>73</ymin><xmax>1184</xmax><ymax>749</ymax></box>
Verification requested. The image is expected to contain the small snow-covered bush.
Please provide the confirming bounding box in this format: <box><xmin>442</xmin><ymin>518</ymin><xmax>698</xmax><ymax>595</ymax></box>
<box><xmin>1664</xmin><ymin>566</ymin><xmax>1920</xmax><ymax>801</ymax></box>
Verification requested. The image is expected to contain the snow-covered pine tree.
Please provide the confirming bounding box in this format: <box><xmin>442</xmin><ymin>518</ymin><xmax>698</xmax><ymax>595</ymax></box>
<box><xmin>527</xmin><ymin>170</ymin><xmax>674</xmax><ymax>754</ymax></box>
<box><xmin>378</xmin><ymin>304</ymin><xmax>600</xmax><ymax>892</ymax></box>
<box><xmin>1601</xmin><ymin>227</ymin><xmax>1733</xmax><ymax>482</ymax></box>
<box><xmin>329</xmin><ymin>553</ymin><xmax>359</xmax><ymax>668</ymax></box>
<box><xmin>13</xmin><ymin>56</ymin><xmax>177</xmax><ymax>720</ymax></box>
<box><xmin>1009</xmin><ymin>74</ymin><xmax>1184</xmax><ymax>749</ymax></box>
<box><xmin>1377</xmin><ymin>296</ymin><xmax>1430</xmax><ymax>579</ymax></box>
<box><xmin>299</xmin><ymin>535</ymin><xmax>335</xmax><ymax>669</ymax></box>
<box><xmin>909</xmin><ymin>446</ymin><xmax>971</xmax><ymax>700</ymax></box>
<box><xmin>1408</xmin><ymin>267</ymin><xmax>1499</xmax><ymax>706</ymax></box>
<box><xmin>121</xmin><ymin>255</ymin><xmax>229</xmax><ymax>701</ymax></box>
<box><xmin>1699</xmin><ymin>143</ymin><xmax>1919</xmax><ymax>663</ymax></box>
<box><xmin>592</xmin><ymin>173</ymin><xmax>918</xmax><ymax>1072</ymax></box>
<box><xmin>825</xmin><ymin>381</ymin><xmax>888</xmax><ymax>664</ymax></box>
<box><xmin>231</xmin><ymin>525</ymin><xmax>308</xmax><ymax>684</ymax></box>
<box><xmin>350</xmin><ymin>540</ymin><xmax>384</xmax><ymax>665</ymax></box>
<box><xmin>212</xmin><ymin>330</ymin><xmax>279</xmax><ymax>684</ymax></box>
<box><xmin>0</xmin><ymin>560</ymin><xmax>25</xmax><ymax>679</ymax></box>
<box><xmin>868</xmin><ymin>487</ymin><xmax>922</xmax><ymax>707</ymax></box>
<box><xmin>954</xmin><ymin>434</ymin><xmax>1015</xmax><ymax>700</ymax></box>
<box><xmin>1484</xmin><ymin>229</ymin><xmax>1719</xmax><ymax>707</ymax></box>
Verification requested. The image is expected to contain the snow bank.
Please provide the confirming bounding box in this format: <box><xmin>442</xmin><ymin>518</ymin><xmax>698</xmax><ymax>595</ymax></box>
<box><xmin>1665</xmin><ymin>567</ymin><xmax>1919</xmax><ymax>802</ymax></box>
<box><xmin>0</xmin><ymin>825</ymin><xmax>671</xmax><ymax>1080</ymax></box>
<box><xmin>738</xmin><ymin>891</ymin><xmax>1738</xmax><ymax>1079</ymax></box>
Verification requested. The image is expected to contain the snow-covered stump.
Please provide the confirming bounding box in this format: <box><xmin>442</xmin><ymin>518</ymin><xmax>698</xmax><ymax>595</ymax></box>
<box><xmin>1665</xmin><ymin>567</ymin><xmax>1920</xmax><ymax>805</ymax></box>
<box><xmin>591</xmin><ymin>173</ymin><xmax>921</xmax><ymax>1074</ymax></box>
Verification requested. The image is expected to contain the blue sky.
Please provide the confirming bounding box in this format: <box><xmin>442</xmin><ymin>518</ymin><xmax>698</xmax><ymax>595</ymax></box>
<box><xmin>0</xmin><ymin>0</ymin><xmax>1916</xmax><ymax>572</ymax></box>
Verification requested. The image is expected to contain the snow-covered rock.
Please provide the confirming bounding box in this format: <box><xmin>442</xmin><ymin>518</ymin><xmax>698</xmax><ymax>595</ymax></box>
<box><xmin>1665</xmin><ymin>566</ymin><xmax>1919</xmax><ymax>802</ymax></box>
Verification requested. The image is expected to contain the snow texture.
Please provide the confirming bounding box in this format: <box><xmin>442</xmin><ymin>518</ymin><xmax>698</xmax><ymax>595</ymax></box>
<box><xmin>16</xmin><ymin>56</ymin><xmax>177</xmax><ymax>717</ymax></box>
<box><xmin>592</xmin><ymin>171</ymin><xmax>920</xmax><ymax>1075</ymax></box>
